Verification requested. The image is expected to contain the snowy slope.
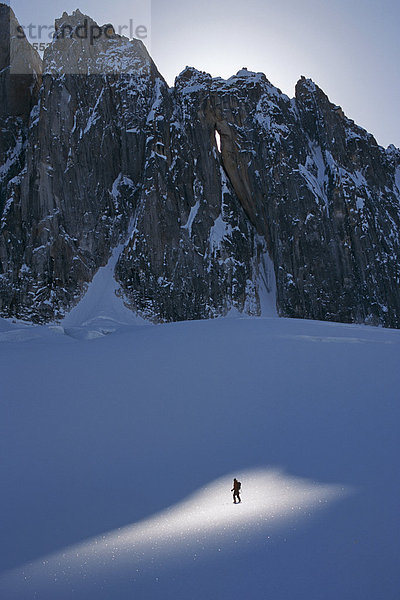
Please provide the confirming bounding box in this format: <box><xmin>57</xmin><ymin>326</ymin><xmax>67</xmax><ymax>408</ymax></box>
<box><xmin>61</xmin><ymin>244</ymin><xmax>147</xmax><ymax>339</ymax></box>
<box><xmin>0</xmin><ymin>314</ymin><xmax>399</xmax><ymax>599</ymax></box>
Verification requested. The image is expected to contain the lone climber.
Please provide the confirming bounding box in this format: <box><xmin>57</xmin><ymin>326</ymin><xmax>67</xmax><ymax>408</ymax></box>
<box><xmin>231</xmin><ymin>478</ymin><xmax>241</xmax><ymax>503</ymax></box>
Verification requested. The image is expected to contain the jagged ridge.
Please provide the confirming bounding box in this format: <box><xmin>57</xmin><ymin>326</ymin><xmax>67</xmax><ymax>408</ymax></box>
<box><xmin>0</xmin><ymin>6</ymin><xmax>399</xmax><ymax>327</ymax></box>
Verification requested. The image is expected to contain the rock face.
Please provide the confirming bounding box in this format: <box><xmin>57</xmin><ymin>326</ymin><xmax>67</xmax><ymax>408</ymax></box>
<box><xmin>1</xmin><ymin>7</ymin><xmax>400</xmax><ymax>327</ymax></box>
<box><xmin>0</xmin><ymin>4</ymin><xmax>41</xmax><ymax>214</ymax></box>
<box><xmin>1</xmin><ymin>8</ymin><xmax>165</xmax><ymax>321</ymax></box>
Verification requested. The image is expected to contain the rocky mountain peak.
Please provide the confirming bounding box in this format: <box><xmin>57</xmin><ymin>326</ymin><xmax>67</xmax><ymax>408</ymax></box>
<box><xmin>0</xmin><ymin>8</ymin><xmax>399</xmax><ymax>328</ymax></box>
<box><xmin>44</xmin><ymin>9</ymin><xmax>154</xmax><ymax>76</ymax></box>
<box><xmin>175</xmin><ymin>67</ymin><xmax>212</xmax><ymax>92</ymax></box>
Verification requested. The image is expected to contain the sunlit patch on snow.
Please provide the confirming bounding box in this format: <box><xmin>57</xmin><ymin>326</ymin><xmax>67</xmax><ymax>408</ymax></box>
<box><xmin>104</xmin><ymin>468</ymin><xmax>347</xmax><ymax>555</ymax></box>
<box><xmin>0</xmin><ymin>469</ymin><xmax>349</xmax><ymax>597</ymax></box>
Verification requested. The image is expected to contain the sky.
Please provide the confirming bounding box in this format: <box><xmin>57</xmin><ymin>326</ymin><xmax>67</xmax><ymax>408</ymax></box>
<box><xmin>9</xmin><ymin>0</ymin><xmax>400</xmax><ymax>148</ymax></box>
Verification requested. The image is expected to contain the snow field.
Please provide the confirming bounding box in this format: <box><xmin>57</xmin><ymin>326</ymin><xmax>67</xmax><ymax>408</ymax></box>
<box><xmin>0</xmin><ymin>315</ymin><xmax>399</xmax><ymax>599</ymax></box>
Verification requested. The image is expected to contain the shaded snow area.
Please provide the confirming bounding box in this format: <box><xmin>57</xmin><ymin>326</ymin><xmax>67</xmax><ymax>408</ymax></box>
<box><xmin>62</xmin><ymin>245</ymin><xmax>146</xmax><ymax>339</ymax></box>
<box><xmin>0</xmin><ymin>316</ymin><xmax>399</xmax><ymax>599</ymax></box>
